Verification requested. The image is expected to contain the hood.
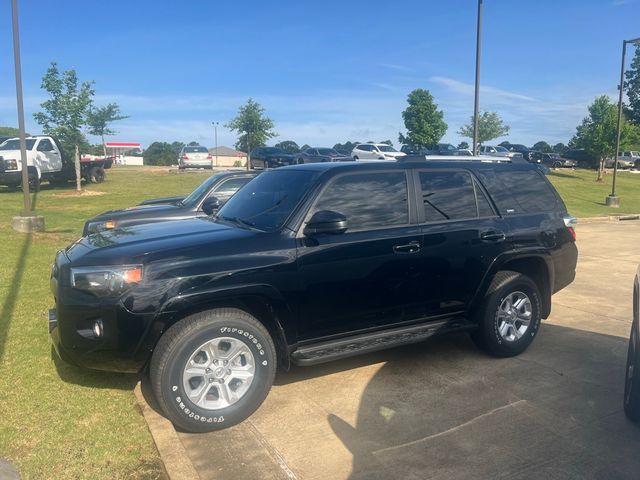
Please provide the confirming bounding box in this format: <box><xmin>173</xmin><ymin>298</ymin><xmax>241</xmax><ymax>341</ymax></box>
<box><xmin>383</xmin><ymin>151</ymin><xmax>406</xmax><ymax>158</ymax></box>
<box><xmin>138</xmin><ymin>195</ymin><xmax>185</xmax><ymax>206</ymax></box>
<box><xmin>90</xmin><ymin>203</ymin><xmax>186</xmax><ymax>222</ymax></box>
<box><xmin>0</xmin><ymin>149</ymin><xmax>26</xmax><ymax>160</ymax></box>
<box><xmin>67</xmin><ymin>217</ymin><xmax>256</xmax><ymax>265</ymax></box>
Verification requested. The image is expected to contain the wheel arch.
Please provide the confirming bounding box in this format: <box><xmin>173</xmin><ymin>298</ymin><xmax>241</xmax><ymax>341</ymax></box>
<box><xmin>146</xmin><ymin>288</ymin><xmax>295</xmax><ymax>372</ymax></box>
<box><xmin>472</xmin><ymin>254</ymin><xmax>553</xmax><ymax>319</ymax></box>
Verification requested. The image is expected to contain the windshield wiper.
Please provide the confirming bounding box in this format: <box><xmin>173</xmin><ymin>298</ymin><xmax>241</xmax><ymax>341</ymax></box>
<box><xmin>220</xmin><ymin>216</ymin><xmax>258</xmax><ymax>229</ymax></box>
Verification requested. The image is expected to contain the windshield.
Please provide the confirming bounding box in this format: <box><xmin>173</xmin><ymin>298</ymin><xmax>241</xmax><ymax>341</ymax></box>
<box><xmin>184</xmin><ymin>146</ymin><xmax>208</xmax><ymax>153</ymax></box>
<box><xmin>377</xmin><ymin>145</ymin><xmax>397</xmax><ymax>153</ymax></box>
<box><xmin>494</xmin><ymin>146</ymin><xmax>508</xmax><ymax>152</ymax></box>
<box><xmin>181</xmin><ymin>174</ymin><xmax>223</xmax><ymax>207</ymax></box>
<box><xmin>216</xmin><ymin>169</ymin><xmax>318</xmax><ymax>232</ymax></box>
<box><xmin>0</xmin><ymin>139</ymin><xmax>36</xmax><ymax>151</ymax></box>
<box><xmin>318</xmin><ymin>148</ymin><xmax>339</xmax><ymax>155</ymax></box>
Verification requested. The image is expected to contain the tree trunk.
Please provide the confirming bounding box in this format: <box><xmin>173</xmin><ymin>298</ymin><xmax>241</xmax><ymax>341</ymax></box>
<box><xmin>75</xmin><ymin>144</ymin><xmax>82</xmax><ymax>192</ymax></box>
<box><xmin>102</xmin><ymin>134</ymin><xmax>107</xmax><ymax>158</ymax></box>
<box><xmin>246</xmin><ymin>133</ymin><xmax>251</xmax><ymax>171</ymax></box>
<box><xmin>595</xmin><ymin>157</ymin><xmax>604</xmax><ymax>182</ymax></box>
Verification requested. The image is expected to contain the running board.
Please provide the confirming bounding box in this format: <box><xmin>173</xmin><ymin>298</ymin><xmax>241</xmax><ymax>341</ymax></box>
<box><xmin>291</xmin><ymin>318</ymin><xmax>474</xmax><ymax>366</ymax></box>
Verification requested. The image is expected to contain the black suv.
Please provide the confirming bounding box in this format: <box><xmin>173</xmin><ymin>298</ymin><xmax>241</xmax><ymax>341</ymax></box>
<box><xmin>50</xmin><ymin>159</ymin><xmax>578</xmax><ymax>432</ymax></box>
<box><xmin>249</xmin><ymin>147</ymin><xmax>295</xmax><ymax>169</ymax></box>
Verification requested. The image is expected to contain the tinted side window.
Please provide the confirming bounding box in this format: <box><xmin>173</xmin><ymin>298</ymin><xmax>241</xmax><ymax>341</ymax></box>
<box><xmin>476</xmin><ymin>169</ymin><xmax>559</xmax><ymax>214</ymax></box>
<box><xmin>37</xmin><ymin>139</ymin><xmax>53</xmax><ymax>151</ymax></box>
<box><xmin>419</xmin><ymin>171</ymin><xmax>477</xmax><ymax>221</ymax></box>
<box><xmin>211</xmin><ymin>177</ymin><xmax>251</xmax><ymax>199</ymax></box>
<box><xmin>313</xmin><ymin>172</ymin><xmax>408</xmax><ymax>231</ymax></box>
<box><xmin>474</xmin><ymin>179</ymin><xmax>495</xmax><ymax>217</ymax></box>
<box><xmin>359</xmin><ymin>145</ymin><xmax>371</xmax><ymax>152</ymax></box>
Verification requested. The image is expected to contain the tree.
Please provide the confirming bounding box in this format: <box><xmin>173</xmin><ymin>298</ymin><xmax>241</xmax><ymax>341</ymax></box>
<box><xmin>532</xmin><ymin>141</ymin><xmax>552</xmax><ymax>152</ymax></box>
<box><xmin>0</xmin><ymin>126</ymin><xmax>29</xmax><ymax>138</ymax></box>
<box><xmin>225</xmin><ymin>99</ymin><xmax>276</xmax><ymax>169</ymax></box>
<box><xmin>274</xmin><ymin>140</ymin><xmax>300</xmax><ymax>153</ymax></box>
<box><xmin>144</xmin><ymin>141</ymin><xmax>184</xmax><ymax>166</ymax></box>
<box><xmin>380</xmin><ymin>140</ymin><xmax>394</xmax><ymax>146</ymax></box>
<box><xmin>498</xmin><ymin>141</ymin><xmax>511</xmax><ymax>147</ymax></box>
<box><xmin>457</xmin><ymin>141</ymin><xmax>469</xmax><ymax>149</ymax></box>
<box><xmin>187</xmin><ymin>141</ymin><xmax>200</xmax><ymax>146</ymax></box>
<box><xmin>398</xmin><ymin>89</ymin><xmax>447</xmax><ymax>149</ymax></box>
<box><xmin>570</xmin><ymin>95</ymin><xmax>640</xmax><ymax>181</ymax></box>
<box><xmin>333</xmin><ymin>141</ymin><xmax>360</xmax><ymax>153</ymax></box>
<box><xmin>86</xmin><ymin>103</ymin><xmax>128</xmax><ymax>157</ymax></box>
<box><xmin>624</xmin><ymin>47</ymin><xmax>640</xmax><ymax>125</ymax></box>
<box><xmin>552</xmin><ymin>143</ymin><xmax>568</xmax><ymax>154</ymax></box>
<box><xmin>33</xmin><ymin>62</ymin><xmax>94</xmax><ymax>191</ymax></box>
<box><xmin>457</xmin><ymin>111</ymin><xmax>509</xmax><ymax>147</ymax></box>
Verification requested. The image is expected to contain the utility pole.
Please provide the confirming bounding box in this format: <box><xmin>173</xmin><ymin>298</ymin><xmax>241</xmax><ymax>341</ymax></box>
<box><xmin>10</xmin><ymin>0</ymin><xmax>44</xmax><ymax>232</ymax></box>
<box><xmin>472</xmin><ymin>0</ymin><xmax>483</xmax><ymax>155</ymax></box>
<box><xmin>607</xmin><ymin>36</ymin><xmax>640</xmax><ymax>208</ymax></box>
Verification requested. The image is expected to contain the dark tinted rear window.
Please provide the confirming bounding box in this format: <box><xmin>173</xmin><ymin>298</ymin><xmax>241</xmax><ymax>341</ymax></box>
<box><xmin>419</xmin><ymin>171</ymin><xmax>478</xmax><ymax>221</ymax></box>
<box><xmin>184</xmin><ymin>146</ymin><xmax>208</xmax><ymax>153</ymax></box>
<box><xmin>476</xmin><ymin>169</ymin><xmax>560</xmax><ymax>214</ymax></box>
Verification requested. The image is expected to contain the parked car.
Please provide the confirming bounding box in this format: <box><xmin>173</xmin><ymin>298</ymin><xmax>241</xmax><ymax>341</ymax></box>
<box><xmin>0</xmin><ymin>135</ymin><xmax>112</xmax><ymax>190</ymax></box>
<box><xmin>178</xmin><ymin>145</ymin><xmax>213</xmax><ymax>169</ymax></box>
<box><xmin>563</xmin><ymin>149</ymin><xmax>599</xmax><ymax>168</ymax></box>
<box><xmin>351</xmin><ymin>143</ymin><xmax>406</xmax><ymax>160</ymax></box>
<box><xmin>503</xmin><ymin>144</ymin><xmax>533</xmax><ymax>162</ymax></box>
<box><xmin>296</xmin><ymin>148</ymin><xmax>351</xmax><ymax>164</ymax></box>
<box><xmin>83</xmin><ymin>171</ymin><xmax>257</xmax><ymax>234</ymax></box>
<box><xmin>50</xmin><ymin>158</ymin><xmax>577</xmax><ymax>433</ymax></box>
<box><xmin>537</xmin><ymin>153</ymin><xmax>577</xmax><ymax>168</ymax></box>
<box><xmin>249</xmin><ymin>147</ymin><xmax>296</xmax><ymax>169</ymax></box>
<box><xmin>605</xmin><ymin>155</ymin><xmax>636</xmax><ymax>169</ymax></box>
<box><xmin>625</xmin><ymin>265</ymin><xmax>640</xmax><ymax>423</ymax></box>
<box><xmin>479</xmin><ymin>145</ymin><xmax>523</xmax><ymax>160</ymax></box>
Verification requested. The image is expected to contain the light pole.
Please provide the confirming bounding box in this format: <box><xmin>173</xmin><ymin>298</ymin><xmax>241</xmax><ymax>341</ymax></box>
<box><xmin>10</xmin><ymin>0</ymin><xmax>44</xmax><ymax>232</ymax></box>
<box><xmin>472</xmin><ymin>0</ymin><xmax>483</xmax><ymax>156</ymax></box>
<box><xmin>607</xmin><ymin>36</ymin><xmax>640</xmax><ymax>208</ymax></box>
<box><xmin>212</xmin><ymin>121</ymin><xmax>219</xmax><ymax>168</ymax></box>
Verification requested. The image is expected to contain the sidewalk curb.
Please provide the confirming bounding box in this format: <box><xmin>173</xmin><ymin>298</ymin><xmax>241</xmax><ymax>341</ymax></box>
<box><xmin>577</xmin><ymin>214</ymin><xmax>640</xmax><ymax>224</ymax></box>
<box><xmin>133</xmin><ymin>382</ymin><xmax>200</xmax><ymax>480</ymax></box>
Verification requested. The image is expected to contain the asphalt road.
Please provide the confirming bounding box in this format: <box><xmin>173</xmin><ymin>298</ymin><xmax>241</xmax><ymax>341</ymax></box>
<box><xmin>176</xmin><ymin>220</ymin><xmax>640</xmax><ymax>480</ymax></box>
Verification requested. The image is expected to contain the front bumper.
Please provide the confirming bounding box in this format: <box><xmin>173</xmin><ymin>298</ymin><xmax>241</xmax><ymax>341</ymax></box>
<box><xmin>0</xmin><ymin>170</ymin><xmax>22</xmax><ymax>186</ymax></box>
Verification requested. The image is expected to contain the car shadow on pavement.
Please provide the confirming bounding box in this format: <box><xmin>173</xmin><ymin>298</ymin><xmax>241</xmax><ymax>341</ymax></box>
<box><xmin>316</xmin><ymin>324</ymin><xmax>640</xmax><ymax>480</ymax></box>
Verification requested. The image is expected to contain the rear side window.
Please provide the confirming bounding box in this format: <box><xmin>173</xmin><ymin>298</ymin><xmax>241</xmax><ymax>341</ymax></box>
<box><xmin>419</xmin><ymin>171</ymin><xmax>486</xmax><ymax>221</ymax></box>
<box><xmin>211</xmin><ymin>177</ymin><xmax>251</xmax><ymax>199</ymax></box>
<box><xmin>313</xmin><ymin>172</ymin><xmax>408</xmax><ymax>231</ymax></box>
<box><xmin>476</xmin><ymin>169</ymin><xmax>559</xmax><ymax>214</ymax></box>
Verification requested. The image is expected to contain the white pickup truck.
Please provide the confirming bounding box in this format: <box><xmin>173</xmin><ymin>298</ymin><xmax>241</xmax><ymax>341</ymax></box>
<box><xmin>0</xmin><ymin>135</ymin><xmax>113</xmax><ymax>190</ymax></box>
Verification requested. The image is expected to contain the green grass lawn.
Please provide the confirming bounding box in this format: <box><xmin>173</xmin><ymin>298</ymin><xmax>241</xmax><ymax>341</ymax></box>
<box><xmin>0</xmin><ymin>166</ymin><xmax>208</xmax><ymax>479</ymax></box>
<box><xmin>0</xmin><ymin>165</ymin><xmax>638</xmax><ymax>478</ymax></box>
<box><xmin>547</xmin><ymin>168</ymin><xmax>640</xmax><ymax>217</ymax></box>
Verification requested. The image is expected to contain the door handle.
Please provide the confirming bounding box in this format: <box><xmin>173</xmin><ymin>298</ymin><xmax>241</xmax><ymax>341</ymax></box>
<box><xmin>480</xmin><ymin>230</ymin><xmax>506</xmax><ymax>242</ymax></box>
<box><xmin>393</xmin><ymin>241</ymin><xmax>421</xmax><ymax>254</ymax></box>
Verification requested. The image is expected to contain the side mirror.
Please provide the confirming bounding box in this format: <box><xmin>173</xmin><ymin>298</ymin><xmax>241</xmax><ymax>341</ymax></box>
<box><xmin>202</xmin><ymin>196</ymin><xmax>221</xmax><ymax>215</ymax></box>
<box><xmin>304</xmin><ymin>210</ymin><xmax>348</xmax><ymax>236</ymax></box>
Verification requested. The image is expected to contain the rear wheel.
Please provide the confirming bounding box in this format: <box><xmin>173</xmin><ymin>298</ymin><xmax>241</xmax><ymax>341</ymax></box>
<box><xmin>553</xmin><ymin>161</ymin><xmax>562</xmax><ymax>168</ymax></box>
<box><xmin>624</xmin><ymin>315</ymin><xmax>640</xmax><ymax>422</ymax></box>
<box><xmin>150</xmin><ymin>308</ymin><xmax>276</xmax><ymax>432</ymax></box>
<box><xmin>89</xmin><ymin>166</ymin><xmax>105</xmax><ymax>183</ymax></box>
<box><xmin>353</xmin><ymin>156</ymin><xmax>359</xmax><ymax>161</ymax></box>
<box><xmin>471</xmin><ymin>271</ymin><xmax>542</xmax><ymax>357</ymax></box>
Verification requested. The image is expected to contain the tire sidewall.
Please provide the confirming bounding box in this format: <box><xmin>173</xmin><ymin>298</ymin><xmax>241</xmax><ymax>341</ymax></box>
<box><xmin>486</xmin><ymin>276</ymin><xmax>541</xmax><ymax>356</ymax></box>
<box><xmin>624</xmin><ymin>318</ymin><xmax>640</xmax><ymax>421</ymax></box>
<box><xmin>159</xmin><ymin>320</ymin><xmax>275</xmax><ymax>431</ymax></box>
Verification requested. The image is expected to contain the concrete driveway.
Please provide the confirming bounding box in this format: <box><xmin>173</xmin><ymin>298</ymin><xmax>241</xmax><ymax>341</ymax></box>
<box><xmin>172</xmin><ymin>221</ymin><xmax>640</xmax><ymax>480</ymax></box>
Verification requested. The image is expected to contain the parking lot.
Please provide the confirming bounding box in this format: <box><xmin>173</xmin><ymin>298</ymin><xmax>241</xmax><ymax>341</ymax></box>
<box><xmin>147</xmin><ymin>220</ymin><xmax>640</xmax><ymax>480</ymax></box>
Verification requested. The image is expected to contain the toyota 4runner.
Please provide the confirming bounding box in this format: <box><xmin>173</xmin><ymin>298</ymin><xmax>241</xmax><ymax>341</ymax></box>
<box><xmin>50</xmin><ymin>157</ymin><xmax>578</xmax><ymax>432</ymax></box>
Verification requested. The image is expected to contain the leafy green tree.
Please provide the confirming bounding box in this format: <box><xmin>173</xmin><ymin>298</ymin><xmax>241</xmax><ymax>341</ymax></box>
<box><xmin>144</xmin><ymin>142</ymin><xmax>179</xmax><ymax>166</ymax></box>
<box><xmin>274</xmin><ymin>140</ymin><xmax>300</xmax><ymax>153</ymax></box>
<box><xmin>86</xmin><ymin>103</ymin><xmax>128</xmax><ymax>157</ymax></box>
<box><xmin>398</xmin><ymin>89</ymin><xmax>447</xmax><ymax>149</ymax></box>
<box><xmin>552</xmin><ymin>143</ymin><xmax>568</xmax><ymax>154</ymax></box>
<box><xmin>380</xmin><ymin>140</ymin><xmax>394</xmax><ymax>146</ymax></box>
<box><xmin>187</xmin><ymin>141</ymin><xmax>200</xmax><ymax>146</ymax></box>
<box><xmin>571</xmin><ymin>95</ymin><xmax>640</xmax><ymax>181</ymax></box>
<box><xmin>457</xmin><ymin>141</ymin><xmax>469</xmax><ymax>149</ymax></box>
<box><xmin>333</xmin><ymin>141</ymin><xmax>360</xmax><ymax>153</ymax></box>
<box><xmin>0</xmin><ymin>126</ymin><xmax>29</xmax><ymax>138</ymax></box>
<box><xmin>33</xmin><ymin>62</ymin><xmax>94</xmax><ymax>190</ymax></box>
<box><xmin>532</xmin><ymin>141</ymin><xmax>552</xmax><ymax>152</ymax></box>
<box><xmin>226</xmin><ymin>99</ymin><xmax>276</xmax><ymax>169</ymax></box>
<box><xmin>457</xmin><ymin>111</ymin><xmax>510</xmax><ymax>147</ymax></box>
<box><xmin>624</xmin><ymin>47</ymin><xmax>640</xmax><ymax>125</ymax></box>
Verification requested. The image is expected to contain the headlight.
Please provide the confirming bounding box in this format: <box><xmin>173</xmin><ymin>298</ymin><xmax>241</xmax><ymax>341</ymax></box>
<box><xmin>4</xmin><ymin>159</ymin><xmax>17</xmax><ymax>170</ymax></box>
<box><xmin>86</xmin><ymin>220</ymin><xmax>116</xmax><ymax>234</ymax></box>
<box><xmin>71</xmin><ymin>265</ymin><xmax>142</xmax><ymax>295</ymax></box>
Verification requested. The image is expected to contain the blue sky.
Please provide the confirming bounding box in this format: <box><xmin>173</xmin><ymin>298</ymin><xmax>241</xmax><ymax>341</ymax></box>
<box><xmin>1</xmin><ymin>0</ymin><xmax>639</xmax><ymax>149</ymax></box>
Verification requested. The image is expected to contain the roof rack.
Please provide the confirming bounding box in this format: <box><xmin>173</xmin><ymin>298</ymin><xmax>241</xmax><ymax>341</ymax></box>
<box><xmin>398</xmin><ymin>154</ymin><xmax>512</xmax><ymax>164</ymax></box>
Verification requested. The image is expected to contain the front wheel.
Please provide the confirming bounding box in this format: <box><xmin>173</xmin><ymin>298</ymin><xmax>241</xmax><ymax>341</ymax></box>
<box><xmin>24</xmin><ymin>170</ymin><xmax>40</xmax><ymax>192</ymax></box>
<box><xmin>624</xmin><ymin>316</ymin><xmax>640</xmax><ymax>422</ymax></box>
<box><xmin>150</xmin><ymin>308</ymin><xmax>276</xmax><ymax>432</ymax></box>
<box><xmin>471</xmin><ymin>271</ymin><xmax>542</xmax><ymax>357</ymax></box>
<box><xmin>89</xmin><ymin>166</ymin><xmax>106</xmax><ymax>183</ymax></box>
<box><xmin>352</xmin><ymin>156</ymin><xmax>359</xmax><ymax>161</ymax></box>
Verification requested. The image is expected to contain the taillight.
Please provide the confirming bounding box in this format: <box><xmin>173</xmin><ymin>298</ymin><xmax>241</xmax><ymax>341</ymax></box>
<box><xmin>207</xmin><ymin>154</ymin><xmax>213</xmax><ymax>160</ymax></box>
<box><xmin>181</xmin><ymin>154</ymin><xmax>189</xmax><ymax>160</ymax></box>
<box><xmin>563</xmin><ymin>215</ymin><xmax>577</xmax><ymax>241</ymax></box>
